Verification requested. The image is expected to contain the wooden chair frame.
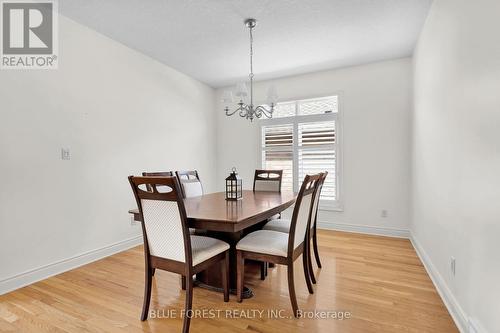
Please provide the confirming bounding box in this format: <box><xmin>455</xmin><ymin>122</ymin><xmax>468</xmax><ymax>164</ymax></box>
<box><xmin>305</xmin><ymin>172</ymin><xmax>328</xmax><ymax>285</ymax></box>
<box><xmin>253</xmin><ymin>169</ymin><xmax>284</xmax><ymax>279</ymax></box>
<box><xmin>236</xmin><ymin>173</ymin><xmax>322</xmax><ymax>317</ymax></box>
<box><xmin>175</xmin><ymin>170</ymin><xmax>203</xmax><ymax>198</ymax></box>
<box><xmin>129</xmin><ymin>176</ymin><xmax>229</xmax><ymax>333</ymax></box>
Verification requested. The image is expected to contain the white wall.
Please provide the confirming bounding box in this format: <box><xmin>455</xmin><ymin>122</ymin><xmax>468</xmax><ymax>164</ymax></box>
<box><xmin>0</xmin><ymin>16</ymin><xmax>216</xmax><ymax>293</ymax></box>
<box><xmin>215</xmin><ymin>58</ymin><xmax>412</xmax><ymax>235</ymax></box>
<box><xmin>412</xmin><ymin>0</ymin><xmax>500</xmax><ymax>332</ymax></box>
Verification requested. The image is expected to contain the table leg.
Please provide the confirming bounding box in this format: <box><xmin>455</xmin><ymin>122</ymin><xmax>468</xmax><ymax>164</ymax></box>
<box><xmin>194</xmin><ymin>230</ymin><xmax>254</xmax><ymax>299</ymax></box>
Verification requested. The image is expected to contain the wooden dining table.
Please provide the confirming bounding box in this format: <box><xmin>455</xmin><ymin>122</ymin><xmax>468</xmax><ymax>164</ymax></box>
<box><xmin>128</xmin><ymin>190</ymin><xmax>296</xmax><ymax>298</ymax></box>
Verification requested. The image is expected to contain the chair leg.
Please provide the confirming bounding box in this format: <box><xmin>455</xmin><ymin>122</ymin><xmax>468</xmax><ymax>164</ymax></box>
<box><xmin>182</xmin><ymin>274</ymin><xmax>193</xmax><ymax>333</ymax></box>
<box><xmin>181</xmin><ymin>275</ymin><xmax>186</xmax><ymax>290</ymax></box>
<box><xmin>308</xmin><ymin>244</ymin><xmax>317</xmax><ymax>284</ymax></box>
<box><xmin>140</xmin><ymin>266</ymin><xmax>153</xmax><ymax>321</ymax></box>
<box><xmin>287</xmin><ymin>262</ymin><xmax>300</xmax><ymax>318</ymax></box>
<box><xmin>236</xmin><ymin>251</ymin><xmax>244</xmax><ymax>303</ymax></box>
<box><xmin>260</xmin><ymin>261</ymin><xmax>267</xmax><ymax>280</ymax></box>
<box><xmin>303</xmin><ymin>247</ymin><xmax>314</xmax><ymax>294</ymax></box>
<box><xmin>307</xmin><ymin>234</ymin><xmax>317</xmax><ymax>284</ymax></box>
<box><xmin>222</xmin><ymin>251</ymin><xmax>229</xmax><ymax>302</ymax></box>
<box><xmin>313</xmin><ymin>225</ymin><xmax>322</xmax><ymax>268</ymax></box>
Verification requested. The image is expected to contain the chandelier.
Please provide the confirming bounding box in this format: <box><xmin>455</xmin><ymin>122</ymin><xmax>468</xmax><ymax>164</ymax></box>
<box><xmin>223</xmin><ymin>18</ymin><xmax>278</xmax><ymax>121</ymax></box>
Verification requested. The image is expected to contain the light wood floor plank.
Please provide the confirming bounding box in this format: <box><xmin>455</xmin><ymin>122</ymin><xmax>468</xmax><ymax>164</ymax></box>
<box><xmin>0</xmin><ymin>230</ymin><xmax>458</xmax><ymax>332</ymax></box>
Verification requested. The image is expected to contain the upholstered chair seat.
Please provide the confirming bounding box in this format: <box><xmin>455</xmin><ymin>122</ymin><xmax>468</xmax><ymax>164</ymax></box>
<box><xmin>236</xmin><ymin>230</ymin><xmax>289</xmax><ymax>257</ymax></box>
<box><xmin>262</xmin><ymin>218</ymin><xmax>292</xmax><ymax>233</ymax></box>
<box><xmin>191</xmin><ymin>235</ymin><xmax>230</xmax><ymax>265</ymax></box>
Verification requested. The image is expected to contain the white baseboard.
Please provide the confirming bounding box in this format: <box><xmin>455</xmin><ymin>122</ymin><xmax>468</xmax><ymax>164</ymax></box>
<box><xmin>468</xmin><ymin>317</ymin><xmax>487</xmax><ymax>333</ymax></box>
<box><xmin>318</xmin><ymin>220</ymin><xmax>410</xmax><ymax>238</ymax></box>
<box><xmin>0</xmin><ymin>235</ymin><xmax>143</xmax><ymax>296</ymax></box>
<box><xmin>410</xmin><ymin>235</ymin><xmax>469</xmax><ymax>333</ymax></box>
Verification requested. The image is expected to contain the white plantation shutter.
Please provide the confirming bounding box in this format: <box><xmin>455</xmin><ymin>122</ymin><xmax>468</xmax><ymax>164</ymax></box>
<box><xmin>261</xmin><ymin>95</ymin><xmax>341</xmax><ymax>208</ymax></box>
<box><xmin>270</xmin><ymin>96</ymin><xmax>338</xmax><ymax>118</ymax></box>
<box><xmin>262</xmin><ymin>125</ymin><xmax>294</xmax><ymax>192</ymax></box>
<box><xmin>298</xmin><ymin>121</ymin><xmax>336</xmax><ymax>201</ymax></box>
<box><xmin>273</xmin><ymin>101</ymin><xmax>296</xmax><ymax>118</ymax></box>
<box><xmin>298</xmin><ymin>96</ymin><xmax>338</xmax><ymax>116</ymax></box>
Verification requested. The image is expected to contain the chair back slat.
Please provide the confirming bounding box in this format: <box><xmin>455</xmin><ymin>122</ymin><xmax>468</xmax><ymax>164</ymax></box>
<box><xmin>142</xmin><ymin>171</ymin><xmax>173</xmax><ymax>177</ymax></box>
<box><xmin>253</xmin><ymin>170</ymin><xmax>283</xmax><ymax>192</ymax></box>
<box><xmin>287</xmin><ymin>174</ymin><xmax>322</xmax><ymax>253</ymax></box>
<box><xmin>129</xmin><ymin>176</ymin><xmax>192</xmax><ymax>264</ymax></box>
<box><xmin>176</xmin><ymin>170</ymin><xmax>204</xmax><ymax>198</ymax></box>
<box><xmin>142</xmin><ymin>171</ymin><xmax>174</xmax><ymax>192</ymax></box>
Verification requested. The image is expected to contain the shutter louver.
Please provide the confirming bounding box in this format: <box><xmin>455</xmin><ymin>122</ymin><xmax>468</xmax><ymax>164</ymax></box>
<box><xmin>262</xmin><ymin>125</ymin><xmax>294</xmax><ymax>192</ymax></box>
<box><xmin>298</xmin><ymin>121</ymin><xmax>337</xmax><ymax>201</ymax></box>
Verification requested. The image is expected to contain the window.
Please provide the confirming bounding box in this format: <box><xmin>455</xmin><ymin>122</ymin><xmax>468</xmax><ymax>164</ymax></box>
<box><xmin>261</xmin><ymin>95</ymin><xmax>341</xmax><ymax>209</ymax></box>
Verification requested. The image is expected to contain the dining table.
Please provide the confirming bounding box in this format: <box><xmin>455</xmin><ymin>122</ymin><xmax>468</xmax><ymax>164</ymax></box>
<box><xmin>128</xmin><ymin>190</ymin><xmax>296</xmax><ymax>298</ymax></box>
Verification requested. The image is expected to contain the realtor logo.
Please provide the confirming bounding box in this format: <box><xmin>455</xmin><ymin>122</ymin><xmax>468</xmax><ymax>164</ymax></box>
<box><xmin>1</xmin><ymin>0</ymin><xmax>58</xmax><ymax>69</ymax></box>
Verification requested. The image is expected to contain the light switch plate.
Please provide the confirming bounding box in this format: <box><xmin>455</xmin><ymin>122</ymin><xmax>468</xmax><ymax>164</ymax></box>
<box><xmin>61</xmin><ymin>148</ymin><xmax>70</xmax><ymax>160</ymax></box>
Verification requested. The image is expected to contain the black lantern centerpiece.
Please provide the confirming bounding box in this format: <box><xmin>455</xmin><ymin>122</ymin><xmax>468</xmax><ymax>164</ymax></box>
<box><xmin>225</xmin><ymin>167</ymin><xmax>242</xmax><ymax>201</ymax></box>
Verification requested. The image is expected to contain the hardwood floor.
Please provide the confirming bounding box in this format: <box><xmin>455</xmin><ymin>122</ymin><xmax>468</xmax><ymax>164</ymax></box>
<box><xmin>0</xmin><ymin>230</ymin><xmax>458</xmax><ymax>333</ymax></box>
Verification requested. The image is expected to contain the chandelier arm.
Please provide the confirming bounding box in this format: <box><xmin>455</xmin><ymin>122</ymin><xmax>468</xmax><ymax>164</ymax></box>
<box><xmin>255</xmin><ymin>105</ymin><xmax>274</xmax><ymax>118</ymax></box>
<box><xmin>254</xmin><ymin>108</ymin><xmax>262</xmax><ymax>118</ymax></box>
<box><xmin>226</xmin><ymin>105</ymin><xmax>242</xmax><ymax>116</ymax></box>
<box><xmin>239</xmin><ymin>104</ymin><xmax>250</xmax><ymax>117</ymax></box>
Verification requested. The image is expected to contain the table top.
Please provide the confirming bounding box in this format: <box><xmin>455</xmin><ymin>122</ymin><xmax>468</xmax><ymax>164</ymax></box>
<box><xmin>129</xmin><ymin>190</ymin><xmax>296</xmax><ymax>232</ymax></box>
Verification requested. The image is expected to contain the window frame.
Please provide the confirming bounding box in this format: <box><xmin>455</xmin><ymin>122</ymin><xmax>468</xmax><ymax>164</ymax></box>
<box><xmin>259</xmin><ymin>94</ymin><xmax>343</xmax><ymax>211</ymax></box>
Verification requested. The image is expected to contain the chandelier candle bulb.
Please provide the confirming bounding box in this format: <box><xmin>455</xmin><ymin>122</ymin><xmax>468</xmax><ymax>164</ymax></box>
<box><xmin>222</xmin><ymin>90</ymin><xmax>234</xmax><ymax>104</ymax></box>
<box><xmin>235</xmin><ymin>82</ymin><xmax>249</xmax><ymax>98</ymax></box>
<box><xmin>224</xmin><ymin>18</ymin><xmax>277</xmax><ymax>121</ymax></box>
<box><xmin>267</xmin><ymin>85</ymin><xmax>279</xmax><ymax>104</ymax></box>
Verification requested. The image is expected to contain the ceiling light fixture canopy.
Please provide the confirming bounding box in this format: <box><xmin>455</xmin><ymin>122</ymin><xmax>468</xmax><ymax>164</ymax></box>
<box><xmin>223</xmin><ymin>18</ymin><xmax>278</xmax><ymax>122</ymax></box>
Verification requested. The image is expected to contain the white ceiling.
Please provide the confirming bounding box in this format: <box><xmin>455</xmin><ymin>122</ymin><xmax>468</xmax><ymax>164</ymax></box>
<box><xmin>59</xmin><ymin>0</ymin><xmax>432</xmax><ymax>88</ymax></box>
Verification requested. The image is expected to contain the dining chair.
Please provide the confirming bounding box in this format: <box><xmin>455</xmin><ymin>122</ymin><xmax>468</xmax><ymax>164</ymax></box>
<box><xmin>235</xmin><ymin>173</ymin><xmax>322</xmax><ymax>317</ymax></box>
<box><xmin>128</xmin><ymin>175</ymin><xmax>230</xmax><ymax>333</ymax></box>
<box><xmin>252</xmin><ymin>169</ymin><xmax>284</xmax><ymax>280</ymax></box>
<box><xmin>176</xmin><ymin>170</ymin><xmax>204</xmax><ymax>198</ymax></box>
<box><xmin>263</xmin><ymin>172</ymin><xmax>328</xmax><ymax>285</ymax></box>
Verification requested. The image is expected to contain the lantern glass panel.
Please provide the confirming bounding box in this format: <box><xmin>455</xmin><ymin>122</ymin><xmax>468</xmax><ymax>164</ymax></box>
<box><xmin>225</xmin><ymin>168</ymin><xmax>243</xmax><ymax>201</ymax></box>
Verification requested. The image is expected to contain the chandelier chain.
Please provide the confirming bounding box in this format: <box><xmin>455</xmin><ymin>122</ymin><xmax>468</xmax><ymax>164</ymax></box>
<box><xmin>224</xmin><ymin>18</ymin><xmax>275</xmax><ymax>121</ymax></box>
<box><xmin>249</xmin><ymin>25</ymin><xmax>253</xmax><ymax>77</ymax></box>
<box><xmin>249</xmin><ymin>25</ymin><xmax>254</xmax><ymax>107</ymax></box>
